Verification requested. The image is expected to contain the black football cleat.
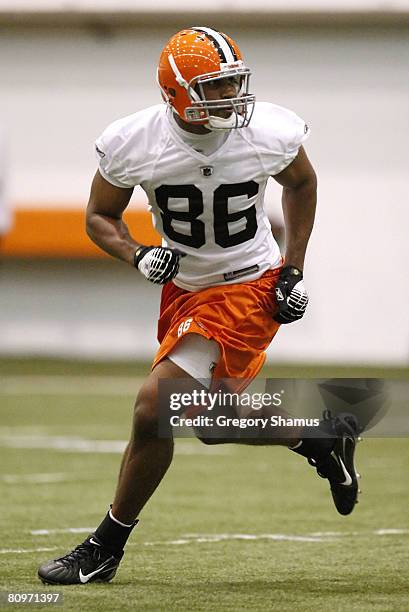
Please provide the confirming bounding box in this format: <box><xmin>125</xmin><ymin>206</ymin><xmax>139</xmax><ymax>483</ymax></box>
<box><xmin>38</xmin><ymin>534</ymin><xmax>123</xmax><ymax>585</ymax></box>
<box><xmin>309</xmin><ymin>411</ymin><xmax>360</xmax><ymax>515</ymax></box>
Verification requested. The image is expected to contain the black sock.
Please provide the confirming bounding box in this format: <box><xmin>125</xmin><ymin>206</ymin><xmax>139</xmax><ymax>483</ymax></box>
<box><xmin>290</xmin><ymin>424</ymin><xmax>335</xmax><ymax>462</ymax></box>
<box><xmin>94</xmin><ymin>508</ymin><xmax>138</xmax><ymax>555</ymax></box>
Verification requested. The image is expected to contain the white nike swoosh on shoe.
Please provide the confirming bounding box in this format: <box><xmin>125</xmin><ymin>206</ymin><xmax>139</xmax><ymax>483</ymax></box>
<box><xmin>343</xmin><ymin>435</ymin><xmax>355</xmax><ymax>457</ymax></box>
<box><xmin>89</xmin><ymin>538</ymin><xmax>101</xmax><ymax>547</ymax></box>
<box><xmin>79</xmin><ymin>560</ymin><xmax>112</xmax><ymax>583</ymax></box>
<box><xmin>331</xmin><ymin>451</ymin><xmax>353</xmax><ymax>486</ymax></box>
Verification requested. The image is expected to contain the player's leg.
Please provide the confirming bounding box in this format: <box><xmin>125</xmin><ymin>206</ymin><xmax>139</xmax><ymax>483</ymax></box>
<box><xmin>169</xmin><ymin>330</ymin><xmax>360</xmax><ymax>514</ymax></box>
<box><xmin>109</xmin><ymin>358</ymin><xmax>186</xmax><ymax>523</ymax></box>
<box><xmin>196</xmin><ymin>400</ymin><xmax>360</xmax><ymax>514</ymax></box>
<box><xmin>290</xmin><ymin>411</ymin><xmax>360</xmax><ymax>515</ymax></box>
<box><xmin>196</xmin><ymin>392</ymin><xmax>360</xmax><ymax>514</ymax></box>
<box><xmin>37</xmin><ymin>358</ymin><xmax>197</xmax><ymax>585</ymax></box>
<box><xmin>167</xmin><ymin>334</ymin><xmax>304</xmax><ymax>446</ymax></box>
<box><xmin>195</xmin><ymin>403</ymin><xmax>305</xmax><ymax>447</ymax></box>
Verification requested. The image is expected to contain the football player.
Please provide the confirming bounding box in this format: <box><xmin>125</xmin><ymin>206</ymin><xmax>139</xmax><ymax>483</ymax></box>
<box><xmin>38</xmin><ymin>26</ymin><xmax>359</xmax><ymax>585</ymax></box>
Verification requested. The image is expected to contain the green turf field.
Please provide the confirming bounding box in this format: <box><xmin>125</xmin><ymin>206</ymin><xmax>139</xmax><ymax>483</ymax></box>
<box><xmin>1</xmin><ymin>360</ymin><xmax>408</xmax><ymax>611</ymax></box>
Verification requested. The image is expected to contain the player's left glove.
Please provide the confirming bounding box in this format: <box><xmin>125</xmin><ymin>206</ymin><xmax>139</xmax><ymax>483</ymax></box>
<box><xmin>134</xmin><ymin>245</ymin><xmax>186</xmax><ymax>284</ymax></box>
<box><xmin>273</xmin><ymin>265</ymin><xmax>309</xmax><ymax>324</ymax></box>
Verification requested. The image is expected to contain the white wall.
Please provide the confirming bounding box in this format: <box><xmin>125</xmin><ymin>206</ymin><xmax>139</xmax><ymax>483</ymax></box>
<box><xmin>1</xmin><ymin>24</ymin><xmax>408</xmax><ymax>364</ymax></box>
<box><xmin>4</xmin><ymin>0</ymin><xmax>409</xmax><ymax>12</ymax></box>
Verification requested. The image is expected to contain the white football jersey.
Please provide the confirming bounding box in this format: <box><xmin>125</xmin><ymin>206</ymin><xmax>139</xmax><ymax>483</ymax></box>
<box><xmin>95</xmin><ymin>102</ymin><xmax>309</xmax><ymax>291</ymax></box>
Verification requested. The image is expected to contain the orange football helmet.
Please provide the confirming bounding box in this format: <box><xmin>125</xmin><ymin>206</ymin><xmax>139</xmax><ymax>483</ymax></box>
<box><xmin>157</xmin><ymin>27</ymin><xmax>255</xmax><ymax>130</ymax></box>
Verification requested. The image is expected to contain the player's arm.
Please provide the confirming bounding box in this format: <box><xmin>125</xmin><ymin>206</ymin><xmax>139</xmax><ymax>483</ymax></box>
<box><xmin>272</xmin><ymin>146</ymin><xmax>317</xmax><ymax>323</ymax></box>
<box><xmin>274</xmin><ymin>145</ymin><xmax>317</xmax><ymax>271</ymax></box>
<box><xmin>86</xmin><ymin>170</ymin><xmax>137</xmax><ymax>265</ymax></box>
<box><xmin>86</xmin><ymin>170</ymin><xmax>185</xmax><ymax>284</ymax></box>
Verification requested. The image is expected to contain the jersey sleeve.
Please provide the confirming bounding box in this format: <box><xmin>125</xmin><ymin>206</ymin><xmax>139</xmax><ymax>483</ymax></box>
<box><xmin>94</xmin><ymin>121</ymin><xmax>134</xmax><ymax>188</ymax></box>
<box><xmin>254</xmin><ymin>103</ymin><xmax>311</xmax><ymax>176</ymax></box>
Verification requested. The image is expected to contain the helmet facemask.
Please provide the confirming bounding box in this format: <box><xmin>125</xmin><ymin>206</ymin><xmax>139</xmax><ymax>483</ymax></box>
<box><xmin>165</xmin><ymin>54</ymin><xmax>255</xmax><ymax>131</ymax></box>
<box><xmin>186</xmin><ymin>67</ymin><xmax>255</xmax><ymax>130</ymax></box>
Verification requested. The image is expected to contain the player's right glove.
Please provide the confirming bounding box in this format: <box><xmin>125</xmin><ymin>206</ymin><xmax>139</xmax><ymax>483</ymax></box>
<box><xmin>134</xmin><ymin>245</ymin><xmax>186</xmax><ymax>284</ymax></box>
<box><xmin>273</xmin><ymin>265</ymin><xmax>309</xmax><ymax>324</ymax></box>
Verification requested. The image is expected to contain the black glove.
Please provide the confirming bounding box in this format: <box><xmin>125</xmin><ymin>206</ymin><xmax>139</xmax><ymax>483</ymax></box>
<box><xmin>273</xmin><ymin>265</ymin><xmax>309</xmax><ymax>324</ymax></box>
<box><xmin>134</xmin><ymin>246</ymin><xmax>186</xmax><ymax>284</ymax></box>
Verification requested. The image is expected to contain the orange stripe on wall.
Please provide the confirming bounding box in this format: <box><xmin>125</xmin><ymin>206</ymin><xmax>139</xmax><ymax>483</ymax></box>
<box><xmin>1</xmin><ymin>208</ymin><xmax>161</xmax><ymax>257</ymax></box>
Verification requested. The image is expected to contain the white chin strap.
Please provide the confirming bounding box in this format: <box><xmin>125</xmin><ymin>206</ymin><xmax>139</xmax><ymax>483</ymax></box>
<box><xmin>206</xmin><ymin>113</ymin><xmax>244</xmax><ymax>131</ymax></box>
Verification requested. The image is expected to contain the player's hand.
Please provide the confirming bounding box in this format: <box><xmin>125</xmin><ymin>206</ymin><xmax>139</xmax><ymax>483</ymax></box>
<box><xmin>273</xmin><ymin>265</ymin><xmax>309</xmax><ymax>324</ymax></box>
<box><xmin>134</xmin><ymin>245</ymin><xmax>186</xmax><ymax>284</ymax></box>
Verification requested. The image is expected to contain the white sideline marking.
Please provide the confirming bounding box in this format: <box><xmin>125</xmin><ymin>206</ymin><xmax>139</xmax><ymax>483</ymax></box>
<box><xmin>0</xmin><ymin>375</ymin><xmax>143</xmax><ymax>396</ymax></box>
<box><xmin>0</xmin><ymin>547</ymin><xmax>58</xmax><ymax>555</ymax></box>
<box><xmin>0</xmin><ymin>435</ymin><xmax>232</xmax><ymax>456</ymax></box>
<box><xmin>2</xmin><ymin>473</ymin><xmax>97</xmax><ymax>484</ymax></box>
<box><xmin>31</xmin><ymin>528</ymin><xmax>94</xmax><ymax>536</ymax></box>
<box><xmin>28</xmin><ymin>529</ymin><xmax>323</xmax><ymax>541</ymax></box>
<box><xmin>3</xmin><ymin>529</ymin><xmax>408</xmax><ymax>554</ymax></box>
<box><xmin>3</xmin><ymin>529</ymin><xmax>407</xmax><ymax>554</ymax></box>
<box><xmin>309</xmin><ymin>531</ymin><xmax>345</xmax><ymax>536</ymax></box>
<box><xmin>142</xmin><ymin>529</ymin><xmax>409</xmax><ymax>546</ymax></box>
<box><xmin>310</xmin><ymin>529</ymin><xmax>409</xmax><ymax>537</ymax></box>
<box><xmin>144</xmin><ymin>533</ymin><xmax>328</xmax><ymax>544</ymax></box>
<box><xmin>374</xmin><ymin>528</ymin><xmax>409</xmax><ymax>535</ymax></box>
<box><xmin>0</xmin><ymin>435</ymin><xmax>127</xmax><ymax>454</ymax></box>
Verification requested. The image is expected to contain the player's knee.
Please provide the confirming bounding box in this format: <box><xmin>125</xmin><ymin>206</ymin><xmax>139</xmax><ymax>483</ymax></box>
<box><xmin>132</xmin><ymin>385</ymin><xmax>159</xmax><ymax>439</ymax></box>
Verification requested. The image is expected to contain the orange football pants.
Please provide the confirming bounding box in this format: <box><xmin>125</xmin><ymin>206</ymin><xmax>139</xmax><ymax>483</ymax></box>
<box><xmin>152</xmin><ymin>268</ymin><xmax>282</xmax><ymax>390</ymax></box>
